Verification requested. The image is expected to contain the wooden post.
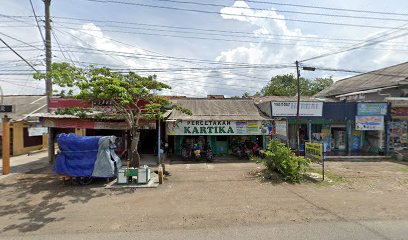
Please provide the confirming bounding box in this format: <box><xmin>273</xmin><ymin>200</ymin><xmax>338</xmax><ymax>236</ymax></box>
<box><xmin>158</xmin><ymin>166</ymin><xmax>164</xmax><ymax>184</ymax></box>
<box><xmin>2</xmin><ymin>115</ymin><xmax>10</xmax><ymax>175</ymax></box>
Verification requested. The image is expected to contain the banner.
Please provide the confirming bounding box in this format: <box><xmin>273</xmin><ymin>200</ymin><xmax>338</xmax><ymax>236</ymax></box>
<box><xmin>28</xmin><ymin>127</ymin><xmax>48</xmax><ymax>136</ymax></box>
<box><xmin>357</xmin><ymin>103</ymin><xmax>387</xmax><ymax>116</ymax></box>
<box><xmin>166</xmin><ymin>120</ymin><xmax>272</xmax><ymax>135</ymax></box>
<box><xmin>305</xmin><ymin>142</ymin><xmax>323</xmax><ymax>163</ymax></box>
<box><xmin>271</xmin><ymin>102</ymin><xmax>323</xmax><ymax>117</ymax></box>
<box><xmin>274</xmin><ymin>120</ymin><xmax>287</xmax><ymax>140</ymax></box>
<box><xmin>355</xmin><ymin>116</ymin><xmax>384</xmax><ymax>130</ymax></box>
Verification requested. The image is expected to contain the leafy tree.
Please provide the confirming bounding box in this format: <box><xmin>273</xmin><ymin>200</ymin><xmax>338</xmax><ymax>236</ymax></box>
<box><xmin>310</xmin><ymin>77</ymin><xmax>333</xmax><ymax>94</ymax></box>
<box><xmin>259</xmin><ymin>74</ymin><xmax>332</xmax><ymax>97</ymax></box>
<box><xmin>35</xmin><ymin>62</ymin><xmax>190</xmax><ymax>167</ymax></box>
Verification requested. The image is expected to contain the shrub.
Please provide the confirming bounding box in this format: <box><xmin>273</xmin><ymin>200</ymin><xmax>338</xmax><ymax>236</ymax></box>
<box><xmin>254</xmin><ymin>139</ymin><xmax>310</xmax><ymax>183</ymax></box>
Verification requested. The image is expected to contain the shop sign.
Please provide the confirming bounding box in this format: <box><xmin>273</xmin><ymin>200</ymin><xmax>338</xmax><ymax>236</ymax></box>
<box><xmin>166</xmin><ymin>120</ymin><xmax>271</xmax><ymax>135</ymax></box>
<box><xmin>271</xmin><ymin>102</ymin><xmax>323</xmax><ymax>117</ymax></box>
<box><xmin>355</xmin><ymin>116</ymin><xmax>384</xmax><ymax>130</ymax></box>
<box><xmin>0</xmin><ymin>105</ymin><xmax>13</xmax><ymax>113</ymax></box>
<box><xmin>28</xmin><ymin>127</ymin><xmax>48</xmax><ymax>136</ymax></box>
<box><xmin>305</xmin><ymin>142</ymin><xmax>323</xmax><ymax>163</ymax></box>
<box><xmin>357</xmin><ymin>103</ymin><xmax>387</xmax><ymax>116</ymax></box>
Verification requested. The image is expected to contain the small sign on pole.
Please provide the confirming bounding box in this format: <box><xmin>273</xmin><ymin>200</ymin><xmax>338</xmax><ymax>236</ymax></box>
<box><xmin>305</xmin><ymin>142</ymin><xmax>325</xmax><ymax>181</ymax></box>
<box><xmin>0</xmin><ymin>105</ymin><xmax>13</xmax><ymax>113</ymax></box>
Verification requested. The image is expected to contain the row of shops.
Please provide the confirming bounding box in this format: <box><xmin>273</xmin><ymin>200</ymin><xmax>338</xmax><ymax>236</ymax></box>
<box><xmin>32</xmin><ymin>96</ymin><xmax>408</xmax><ymax>162</ymax></box>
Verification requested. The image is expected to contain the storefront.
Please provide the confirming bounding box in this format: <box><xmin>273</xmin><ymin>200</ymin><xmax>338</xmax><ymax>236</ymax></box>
<box><xmin>355</xmin><ymin>103</ymin><xmax>389</xmax><ymax>154</ymax></box>
<box><xmin>167</xmin><ymin>120</ymin><xmax>271</xmax><ymax>157</ymax></box>
<box><xmin>165</xmin><ymin>99</ymin><xmax>272</xmax><ymax>158</ymax></box>
<box><xmin>256</xmin><ymin>98</ymin><xmax>389</xmax><ymax>155</ymax></box>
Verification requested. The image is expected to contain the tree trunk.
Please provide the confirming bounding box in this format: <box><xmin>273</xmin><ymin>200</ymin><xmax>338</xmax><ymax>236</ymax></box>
<box><xmin>130</xmin><ymin>127</ymin><xmax>141</xmax><ymax>168</ymax></box>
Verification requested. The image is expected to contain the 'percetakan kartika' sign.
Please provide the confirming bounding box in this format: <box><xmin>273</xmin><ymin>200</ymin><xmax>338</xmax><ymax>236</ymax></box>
<box><xmin>166</xmin><ymin>120</ymin><xmax>271</xmax><ymax>135</ymax></box>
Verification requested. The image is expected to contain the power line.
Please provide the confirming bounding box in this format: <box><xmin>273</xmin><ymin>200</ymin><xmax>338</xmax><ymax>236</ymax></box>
<box><xmin>29</xmin><ymin>0</ymin><xmax>46</xmax><ymax>48</ymax></box>
<box><xmin>140</xmin><ymin>0</ymin><xmax>408</xmax><ymax>23</ymax></box>
<box><xmin>52</xmin><ymin>19</ymin><xmax>408</xmax><ymax>47</ymax></box>
<box><xmin>51</xmin><ymin>25</ymin><xmax>408</xmax><ymax>54</ymax></box>
<box><xmin>245</xmin><ymin>0</ymin><xmax>408</xmax><ymax>17</ymax></box>
<box><xmin>82</xmin><ymin>0</ymin><xmax>408</xmax><ymax>30</ymax></box>
<box><xmin>300</xmin><ymin>23</ymin><xmax>408</xmax><ymax>62</ymax></box>
<box><xmin>0</xmin><ymin>37</ymin><xmax>38</xmax><ymax>72</ymax></box>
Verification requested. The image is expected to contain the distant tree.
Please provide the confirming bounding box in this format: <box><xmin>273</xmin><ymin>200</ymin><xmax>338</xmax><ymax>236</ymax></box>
<box><xmin>242</xmin><ymin>92</ymin><xmax>251</xmax><ymax>98</ymax></box>
<box><xmin>35</xmin><ymin>62</ymin><xmax>190</xmax><ymax>167</ymax></box>
<box><xmin>259</xmin><ymin>74</ymin><xmax>333</xmax><ymax>96</ymax></box>
<box><xmin>310</xmin><ymin>77</ymin><xmax>333</xmax><ymax>94</ymax></box>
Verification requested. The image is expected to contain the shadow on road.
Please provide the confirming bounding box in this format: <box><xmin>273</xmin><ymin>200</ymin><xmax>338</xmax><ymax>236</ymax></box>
<box><xmin>0</xmin><ymin>168</ymin><xmax>128</xmax><ymax>233</ymax></box>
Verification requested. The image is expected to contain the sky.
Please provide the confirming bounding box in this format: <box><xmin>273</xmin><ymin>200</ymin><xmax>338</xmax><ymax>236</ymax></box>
<box><xmin>1</xmin><ymin>0</ymin><xmax>408</xmax><ymax>97</ymax></box>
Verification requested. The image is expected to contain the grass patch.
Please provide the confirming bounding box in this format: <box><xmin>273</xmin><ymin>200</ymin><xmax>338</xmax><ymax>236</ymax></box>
<box><xmin>400</xmin><ymin>166</ymin><xmax>408</xmax><ymax>172</ymax></box>
<box><xmin>306</xmin><ymin>167</ymin><xmax>348</xmax><ymax>187</ymax></box>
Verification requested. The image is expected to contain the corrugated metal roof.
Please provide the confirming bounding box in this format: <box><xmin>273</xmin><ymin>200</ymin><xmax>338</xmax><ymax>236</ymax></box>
<box><xmin>316</xmin><ymin>62</ymin><xmax>408</xmax><ymax>98</ymax></box>
<box><xmin>168</xmin><ymin>99</ymin><xmax>270</xmax><ymax>121</ymax></box>
<box><xmin>1</xmin><ymin>95</ymin><xmax>47</xmax><ymax>121</ymax></box>
<box><xmin>252</xmin><ymin>96</ymin><xmax>326</xmax><ymax>104</ymax></box>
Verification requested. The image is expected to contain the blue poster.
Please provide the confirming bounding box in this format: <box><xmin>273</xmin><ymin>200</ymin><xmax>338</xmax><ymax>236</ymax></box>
<box><xmin>357</xmin><ymin>103</ymin><xmax>387</xmax><ymax>116</ymax></box>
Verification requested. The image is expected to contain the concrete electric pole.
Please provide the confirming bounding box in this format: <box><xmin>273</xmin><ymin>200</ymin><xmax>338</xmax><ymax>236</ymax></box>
<box><xmin>44</xmin><ymin>0</ymin><xmax>54</xmax><ymax>163</ymax></box>
<box><xmin>295</xmin><ymin>60</ymin><xmax>301</xmax><ymax>156</ymax></box>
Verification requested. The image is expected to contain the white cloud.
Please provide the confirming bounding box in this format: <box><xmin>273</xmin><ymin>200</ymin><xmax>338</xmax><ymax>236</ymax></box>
<box><xmin>216</xmin><ymin>0</ymin><xmax>408</xmax><ymax>87</ymax></box>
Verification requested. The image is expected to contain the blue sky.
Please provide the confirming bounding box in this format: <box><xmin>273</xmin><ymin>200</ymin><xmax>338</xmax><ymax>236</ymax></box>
<box><xmin>1</xmin><ymin>0</ymin><xmax>408</xmax><ymax>97</ymax></box>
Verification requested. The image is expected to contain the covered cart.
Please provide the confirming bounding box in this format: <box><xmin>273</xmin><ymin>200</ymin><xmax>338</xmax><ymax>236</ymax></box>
<box><xmin>53</xmin><ymin>133</ymin><xmax>122</xmax><ymax>184</ymax></box>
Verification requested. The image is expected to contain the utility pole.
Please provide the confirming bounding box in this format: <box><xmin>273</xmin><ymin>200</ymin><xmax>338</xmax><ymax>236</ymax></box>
<box><xmin>44</xmin><ymin>0</ymin><xmax>54</xmax><ymax>163</ymax></box>
<box><xmin>2</xmin><ymin>115</ymin><xmax>10</xmax><ymax>175</ymax></box>
<box><xmin>295</xmin><ymin>60</ymin><xmax>301</xmax><ymax>156</ymax></box>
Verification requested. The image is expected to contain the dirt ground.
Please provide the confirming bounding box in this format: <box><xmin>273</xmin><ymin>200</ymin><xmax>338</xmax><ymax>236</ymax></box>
<box><xmin>1</xmin><ymin>159</ymin><xmax>408</xmax><ymax>237</ymax></box>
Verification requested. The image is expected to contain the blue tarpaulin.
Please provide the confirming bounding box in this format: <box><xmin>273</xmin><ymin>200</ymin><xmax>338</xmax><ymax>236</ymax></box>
<box><xmin>53</xmin><ymin>133</ymin><xmax>101</xmax><ymax>177</ymax></box>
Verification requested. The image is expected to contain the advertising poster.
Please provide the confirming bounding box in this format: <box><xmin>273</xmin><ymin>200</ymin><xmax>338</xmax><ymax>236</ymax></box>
<box><xmin>274</xmin><ymin>120</ymin><xmax>287</xmax><ymax>140</ymax></box>
<box><xmin>355</xmin><ymin>116</ymin><xmax>384</xmax><ymax>131</ymax></box>
<box><xmin>321</xmin><ymin>126</ymin><xmax>331</xmax><ymax>152</ymax></box>
<box><xmin>357</xmin><ymin>103</ymin><xmax>387</xmax><ymax>116</ymax></box>
<box><xmin>351</xmin><ymin>130</ymin><xmax>361</xmax><ymax>151</ymax></box>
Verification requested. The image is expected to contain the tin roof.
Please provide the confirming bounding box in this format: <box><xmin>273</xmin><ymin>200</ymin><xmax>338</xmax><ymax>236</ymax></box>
<box><xmin>316</xmin><ymin>61</ymin><xmax>408</xmax><ymax>98</ymax></box>
<box><xmin>168</xmin><ymin>98</ymin><xmax>271</xmax><ymax>121</ymax></box>
<box><xmin>252</xmin><ymin>96</ymin><xmax>327</xmax><ymax>104</ymax></box>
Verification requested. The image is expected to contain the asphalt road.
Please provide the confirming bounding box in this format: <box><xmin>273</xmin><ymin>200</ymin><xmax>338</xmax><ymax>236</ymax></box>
<box><xmin>3</xmin><ymin>220</ymin><xmax>407</xmax><ymax>240</ymax></box>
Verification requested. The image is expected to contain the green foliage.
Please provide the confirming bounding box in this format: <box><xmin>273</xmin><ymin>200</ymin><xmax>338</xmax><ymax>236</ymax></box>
<box><xmin>55</xmin><ymin>107</ymin><xmax>92</xmax><ymax>118</ymax></box>
<box><xmin>34</xmin><ymin>62</ymin><xmax>178</xmax><ymax>120</ymax></box>
<box><xmin>259</xmin><ymin>74</ymin><xmax>333</xmax><ymax>97</ymax></box>
<box><xmin>255</xmin><ymin>139</ymin><xmax>310</xmax><ymax>183</ymax></box>
<box><xmin>34</xmin><ymin>62</ymin><xmax>191</xmax><ymax>167</ymax></box>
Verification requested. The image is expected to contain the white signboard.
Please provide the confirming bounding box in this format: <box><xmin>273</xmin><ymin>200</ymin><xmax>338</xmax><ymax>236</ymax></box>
<box><xmin>28</xmin><ymin>127</ymin><xmax>48</xmax><ymax>136</ymax></box>
<box><xmin>271</xmin><ymin>102</ymin><xmax>323</xmax><ymax>117</ymax></box>
<box><xmin>355</xmin><ymin>116</ymin><xmax>384</xmax><ymax>131</ymax></box>
<box><xmin>167</xmin><ymin>120</ymin><xmax>271</xmax><ymax>136</ymax></box>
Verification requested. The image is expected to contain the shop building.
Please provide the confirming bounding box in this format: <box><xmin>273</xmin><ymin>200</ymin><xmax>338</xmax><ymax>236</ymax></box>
<box><xmin>316</xmin><ymin>61</ymin><xmax>408</xmax><ymax>154</ymax></box>
<box><xmin>165</xmin><ymin>98</ymin><xmax>272</xmax><ymax>157</ymax></box>
<box><xmin>0</xmin><ymin>95</ymin><xmax>48</xmax><ymax>156</ymax></box>
<box><xmin>255</xmin><ymin>97</ymin><xmax>389</xmax><ymax>155</ymax></box>
<box><xmin>29</xmin><ymin>97</ymin><xmax>159</xmax><ymax>163</ymax></box>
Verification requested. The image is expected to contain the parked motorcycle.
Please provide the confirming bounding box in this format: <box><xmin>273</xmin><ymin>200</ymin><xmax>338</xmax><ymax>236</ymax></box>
<box><xmin>206</xmin><ymin>148</ymin><xmax>214</xmax><ymax>162</ymax></box>
<box><xmin>193</xmin><ymin>149</ymin><xmax>201</xmax><ymax>160</ymax></box>
<box><xmin>181</xmin><ymin>147</ymin><xmax>191</xmax><ymax>159</ymax></box>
